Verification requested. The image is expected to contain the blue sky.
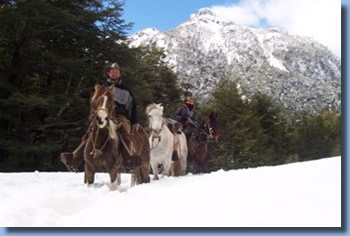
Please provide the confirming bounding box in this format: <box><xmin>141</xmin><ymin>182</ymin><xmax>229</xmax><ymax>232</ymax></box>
<box><xmin>123</xmin><ymin>0</ymin><xmax>238</xmax><ymax>35</ymax></box>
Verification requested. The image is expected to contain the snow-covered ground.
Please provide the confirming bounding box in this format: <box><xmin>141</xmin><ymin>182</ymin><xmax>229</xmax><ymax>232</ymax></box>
<box><xmin>0</xmin><ymin>156</ymin><xmax>341</xmax><ymax>227</ymax></box>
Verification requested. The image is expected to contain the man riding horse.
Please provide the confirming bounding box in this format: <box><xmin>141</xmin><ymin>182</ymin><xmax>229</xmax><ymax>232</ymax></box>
<box><xmin>166</xmin><ymin>96</ymin><xmax>197</xmax><ymax>160</ymax></box>
<box><xmin>61</xmin><ymin>62</ymin><xmax>142</xmax><ymax>169</ymax></box>
<box><xmin>168</xmin><ymin>96</ymin><xmax>197</xmax><ymax>137</ymax></box>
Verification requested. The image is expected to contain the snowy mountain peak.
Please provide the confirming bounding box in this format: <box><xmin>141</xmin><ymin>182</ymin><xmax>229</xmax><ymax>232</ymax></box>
<box><xmin>197</xmin><ymin>8</ymin><xmax>216</xmax><ymax>17</ymax></box>
<box><xmin>131</xmin><ymin>27</ymin><xmax>160</xmax><ymax>38</ymax></box>
<box><xmin>127</xmin><ymin>9</ymin><xmax>341</xmax><ymax>113</ymax></box>
<box><xmin>189</xmin><ymin>7</ymin><xmax>232</xmax><ymax>25</ymax></box>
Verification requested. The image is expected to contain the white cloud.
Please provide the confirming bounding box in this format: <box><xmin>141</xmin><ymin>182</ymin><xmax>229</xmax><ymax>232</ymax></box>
<box><xmin>210</xmin><ymin>0</ymin><xmax>341</xmax><ymax>57</ymax></box>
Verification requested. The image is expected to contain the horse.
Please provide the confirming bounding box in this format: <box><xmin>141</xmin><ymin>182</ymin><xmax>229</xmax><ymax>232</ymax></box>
<box><xmin>146</xmin><ymin>104</ymin><xmax>188</xmax><ymax>180</ymax></box>
<box><xmin>61</xmin><ymin>84</ymin><xmax>150</xmax><ymax>189</ymax></box>
<box><xmin>185</xmin><ymin>112</ymin><xmax>220</xmax><ymax>173</ymax></box>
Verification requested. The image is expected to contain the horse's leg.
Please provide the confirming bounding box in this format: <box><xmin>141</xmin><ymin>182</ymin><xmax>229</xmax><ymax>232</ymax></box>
<box><xmin>117</xmin><ymin>173</ymin><xmax>121</xmax><ymax>186</ymax></box>
<box><xmin>150</xmin><ymin>160</ymin><xmax>159</xmax><ymax>180</ymax></box>
<box><xmin>135</xmin><ymin>130</ymin><xmax>150</xmax><ymax>184</ymax></box>
<box><xmin>140</xmin><ymin>164</ymin><xmax>150</xmax><ymax>183</ymax></box>
<box><xmin>84</xmin><ymin>164</ymin><xmax>95</xmax><ymax>184</ymax></box>
<box><xmin>109</xmin><ymin>169</ymin><xmax>120</xmax><ymax>191</ymax></box>
<box><xmin>179</xmin><ymin>134</ymin><xmax>188</xmax><ymax>175</ymax></box>
<box><xmin>131</xmin><ymin>167</ymin><xmax>142</xmax><ymax>186</ymax></box>
<box><xmin>139</xmin><ymin>152</ymin><xmax>150</xmax><ymax>184</ymax></box>
<box><xmin>180</xmin><ymin>153</ymin><xmax>187</xmax><ymax>175</ymax></box>
<box><xmin>131</xmin><ymin>173</ymin><xmax>136</xmax><ymax>187</ymax></box>
<box><xmin>163</xmin><ymin>158</ymin><xmax>172</xmax><ymax>177</ymax></box>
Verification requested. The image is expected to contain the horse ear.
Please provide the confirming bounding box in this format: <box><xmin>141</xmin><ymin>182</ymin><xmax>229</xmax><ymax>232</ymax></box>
<box><xmin>107</xmin><ymin>84</ymin><xmax>114</xmax><ymax>92</ymax></box>
<box><xmin>158</xmin><ymin>104</ymin><xmax>164</xmax><ymax>113</ymax></box>
<box><xmin>94</xmin><ymin>84</ymin><xmax>101</xmax><ymax>91</ymax></box>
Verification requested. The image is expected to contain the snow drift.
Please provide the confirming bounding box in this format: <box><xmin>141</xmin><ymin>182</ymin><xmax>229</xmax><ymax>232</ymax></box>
<box><xmin>0</xmin><ymin>156</ymin><xmax>341</xmax><ymax>227</ymax></box>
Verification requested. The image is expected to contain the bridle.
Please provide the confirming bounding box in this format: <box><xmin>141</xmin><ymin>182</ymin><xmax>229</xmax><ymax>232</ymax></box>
<box><xmin>149</xmin><ymin>120</ymin><xmax>165</xmax><ymax>150</ymax></box>
<box><xmin>203</xmin><ymin>120</ymin><xmax>214</xmax><ymax>139</ymax></box>
<box><xmin>147</xmin><ymin>108</ymin><xmax>166</xmax><ymax>150</ymax></box>
<box><xmin>89</xmin><ymin>93</ymin><xmax>115</xmax><ymax>158</ymax></box>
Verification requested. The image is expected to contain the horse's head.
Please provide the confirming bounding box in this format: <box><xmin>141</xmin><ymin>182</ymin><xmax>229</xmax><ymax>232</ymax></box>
<box><xmin>90</xmin><ymin>84</ymin><xmax>115</xmax><ymax>129</ymax></box>
<box><xmin>203</xmin><ymin>112</ymin><xmax>221</xmax><ymax>142</ymax></box>
<box><xmin>146</xmin><ymin>103</ymin><xmax>164</xmax><ymax>135</ymax></box>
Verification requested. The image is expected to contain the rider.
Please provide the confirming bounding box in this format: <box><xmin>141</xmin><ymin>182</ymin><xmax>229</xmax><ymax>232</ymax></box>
<box><xmin>174</xmin><ymin>96</ymin><xmax>197</xmax><ymax>135</ymax></box>
<box><xmin>166</xmin><ymin>96</ymin><xmax>197</xmax><ymax>161</ymax></box>
<box><xmin>61</xmin><ymin>62</ymin><xmax>141</xmax><ymax>169</ymax></box>
<box><xmin>104</xmin><ymin>62</ymin><xmax>141</xmax><ymax>157</ymax></box>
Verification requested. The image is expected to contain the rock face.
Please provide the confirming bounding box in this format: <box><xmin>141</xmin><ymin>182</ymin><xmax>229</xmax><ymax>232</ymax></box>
<box><xmin>128</xmin><ymin>8</ymin><xmax>341</xmax><ymax>113</ymax></box>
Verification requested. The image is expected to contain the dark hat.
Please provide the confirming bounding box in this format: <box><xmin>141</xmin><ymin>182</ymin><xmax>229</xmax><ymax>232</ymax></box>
<box><xmin>103</xmin><ymin>62</ymin><xmax>120</xmax><ymax>77</ymax></box>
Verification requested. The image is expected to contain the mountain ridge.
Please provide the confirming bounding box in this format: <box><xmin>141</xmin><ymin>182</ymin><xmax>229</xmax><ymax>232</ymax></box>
<box><xmin>127</xmin><ymin>8</ymin><xmax>341</xmax><ymax>113</ymax></box>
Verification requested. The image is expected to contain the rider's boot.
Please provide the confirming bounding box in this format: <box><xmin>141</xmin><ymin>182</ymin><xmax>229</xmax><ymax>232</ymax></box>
<box><xmin>60</xmin><ymin>123</ymin><xmax>93</xmax><ymax>171</ymax></box>
<box><xmin>119</xmin><ymin>123</ymin><xmax>142</xmax><ymax>168</ymax></box>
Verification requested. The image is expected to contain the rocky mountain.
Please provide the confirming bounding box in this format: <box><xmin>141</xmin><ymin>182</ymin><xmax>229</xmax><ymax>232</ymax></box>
<box><xmin>127</xmin><ymin>8</ymin><xmax>341</xmax><ymax>113</ymax></box>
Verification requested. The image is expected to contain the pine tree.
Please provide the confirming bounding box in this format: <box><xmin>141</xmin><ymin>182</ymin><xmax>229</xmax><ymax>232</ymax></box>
<box><xmin>0</xmin><ymin>0</ymin><xmax>132</xmax><ymax>171</ymax></box>
<box><xmin>209</xmin><ymin>79</ymin><xmax>269</xmax><ymax>169</ymax></box>
<box><xmin>0</xmin><ymin>0</ymin><xmax>183</xmax><ymax>171</ymax></box>
<box><xmin>296</xmin><ymin>110</ymin><xmax>341</xmax><ymax>161</ymax></box>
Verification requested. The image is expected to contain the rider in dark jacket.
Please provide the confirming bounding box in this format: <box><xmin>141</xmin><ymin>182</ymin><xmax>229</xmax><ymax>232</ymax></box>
<box><xmin>175</xmin><ymin>96</ymin><xmax>197</xmax><ymax>129</ymax></box>
<box><xmin>167</xmin><ymin>96</ymin><xmax>197</xmax><ymax>161</ymax></box>
<box><xmin>60</xmin><ymin>62</ymin><xmax>141</xmax><ymax>170</ymax></box>
<box><xmin>105</xmin><ymin>63</ymin><xmax>138</xmax><ymax>126</ymax></box>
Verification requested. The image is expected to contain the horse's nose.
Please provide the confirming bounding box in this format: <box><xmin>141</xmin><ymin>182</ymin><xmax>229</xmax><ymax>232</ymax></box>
<box><xmin>97</xmin><ymin>116</ymin><xmax>104</xmax><ymax>125</ymax></box>
<box><xmin>154</xmin><ymin>128</ymin><xmax>162</xmax><ymax>135</ymax></box>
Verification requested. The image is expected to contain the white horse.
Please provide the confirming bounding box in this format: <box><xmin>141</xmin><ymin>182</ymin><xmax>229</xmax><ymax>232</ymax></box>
<box><xmin>146</xmin><ymin>104</ymin><xmax>188</xmax><ymax>180</ymax></box>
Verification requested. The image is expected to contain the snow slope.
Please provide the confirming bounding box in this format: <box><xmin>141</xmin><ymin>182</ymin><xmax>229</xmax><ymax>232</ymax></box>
<box><xmin>0</xmin><ymin>156</ymin><xmax>341</xmax><ymax>227</ymax></box>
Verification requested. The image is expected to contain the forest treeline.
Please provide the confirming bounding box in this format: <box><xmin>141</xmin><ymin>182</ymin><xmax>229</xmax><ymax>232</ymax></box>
<box><xmin>0</xmin><ymin>0</ymin><xmax>341</xmax><ymax>172</ymax></box>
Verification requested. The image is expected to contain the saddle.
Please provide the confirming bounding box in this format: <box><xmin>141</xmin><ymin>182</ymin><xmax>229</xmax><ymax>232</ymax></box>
<box><xmin>116</xmin><ymin>117</ymin><xmax>141</xmax><ymax>156</ymax></box>
<box><xmin>165</xmin><ymin>118</ymin><xmax>182</xmax><ymax>134</ymax></box>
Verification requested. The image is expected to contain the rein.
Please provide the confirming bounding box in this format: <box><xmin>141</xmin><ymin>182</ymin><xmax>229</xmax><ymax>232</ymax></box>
<box><xmin>203</xmin><ymin>121</ymin><xmax>214</xmax><ymax>139</ymax></box>
<box><xmin>149</xmin><ymin>122</ymin><xmax>164</xmax><ymax>150</ymax></box>
<box><xmin>89</xmin><ymin>94</ymin><xmax>113</xmax><ymax>159</ymax></box>
<box><xmin>89</xmin><ymin>118</ymin><xmax>110</xmax><ymax>159</ymax></box>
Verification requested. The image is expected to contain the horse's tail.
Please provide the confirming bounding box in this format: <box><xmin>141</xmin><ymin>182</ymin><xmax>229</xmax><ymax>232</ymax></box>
<box><xmin>171</xmin><ymin>161</ymin><xmax>182</xmax><ymax>177</ymax></box>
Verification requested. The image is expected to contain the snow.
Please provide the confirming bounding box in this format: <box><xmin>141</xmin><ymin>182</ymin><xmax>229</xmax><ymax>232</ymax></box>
<box><xmin>128</xmin><ymin>27</ymin><xmax>160</xmax><ymax>48</ymax></box>
<box><xmin>253</xmin><ymin>29</ymin><xmax>289</xmax><ymax>72</ymax></box>
<box><xmin>0</xmin><ymin>156</ymin><xmax>341</xmax><ymax>227</ymax></box>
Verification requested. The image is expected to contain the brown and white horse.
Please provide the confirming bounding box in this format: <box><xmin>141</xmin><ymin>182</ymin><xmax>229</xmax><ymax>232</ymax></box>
<box><xmin>61</xmin><ymin>84</ymin><xmax>150</xmax><ymax>189</ymax></box>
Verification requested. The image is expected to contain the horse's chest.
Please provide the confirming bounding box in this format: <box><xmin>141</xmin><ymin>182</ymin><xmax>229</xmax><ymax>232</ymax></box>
<box><xmin>86</xmin><ymin>155</ymin><xmax>118</xmax><ymax>170</ymax></box>
<box><xmin>150</xmin><ymin>135</ymin><xmax>173</xmax><ymax>160</ymax></box>
<box><xmin>189</xmin><ymin>140</ymin><xmax>207</xmax><ymax>156</ymax></box>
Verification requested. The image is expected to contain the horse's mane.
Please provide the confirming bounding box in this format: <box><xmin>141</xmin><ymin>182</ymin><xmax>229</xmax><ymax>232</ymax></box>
<box><xmin>90</xmin><ymin>84</ymin><xmax>114</xmax><ymax>105</ymax></box>
<box><xmin>89</xmin><ymin>84</ymin><xmax>115</xmax><ymax>121</ymax></box>
<box><xmin>145</xmin><ymin>103</ymin><xmax>163</xmax><ymax>115</ymax></box>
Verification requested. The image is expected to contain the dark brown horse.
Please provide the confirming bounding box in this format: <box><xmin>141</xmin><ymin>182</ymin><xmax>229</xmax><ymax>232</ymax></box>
<box><xmin>185</xmin><ymin>112</ymin><xmax>220</xmax><ymax>173</ymax></box>
<box><xmin>61</xmin><ymin>84</ymin><xmax>150</xmax><ymax>189</ymax></box>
